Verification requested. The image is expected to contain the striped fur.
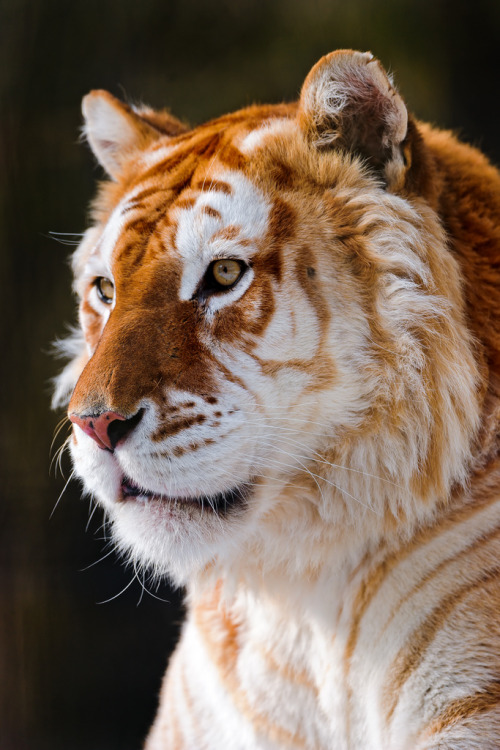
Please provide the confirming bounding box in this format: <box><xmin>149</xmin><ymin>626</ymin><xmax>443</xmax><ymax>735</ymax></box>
<box><xmin>57</xmin><ymin>51</ymin><xmax>500</xmax><ymax>748</ymax></box>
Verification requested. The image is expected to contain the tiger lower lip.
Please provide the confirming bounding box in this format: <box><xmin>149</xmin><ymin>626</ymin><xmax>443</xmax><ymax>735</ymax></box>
<box><xmin>120</xmin><ymin>477</ymin><xmax>250</xmax><ymax>513</ymax></box>
<box><xmin>121</xmin><ymin>477</ymin><xmax>153</xmax><ymax>499</ymax></box>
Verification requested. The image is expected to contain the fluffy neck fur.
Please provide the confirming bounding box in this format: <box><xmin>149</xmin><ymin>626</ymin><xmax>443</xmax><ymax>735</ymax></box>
<box><xmin>188</xmin><ymin>127</ymin><xmax>495</xmax><ymax>611</ymax></box>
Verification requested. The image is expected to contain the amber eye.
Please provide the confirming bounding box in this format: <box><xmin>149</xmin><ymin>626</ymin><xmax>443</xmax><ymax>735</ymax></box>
<box><xmin>94</xmin><ymin>277</ymin><xmax>114</xmax><ymax>304</ymax></box>
<box><xmin>194</xmin><ymin>258</ymin><xmax>248</xmax><ymax>302</ymax></box>
<box><xmin>211</xmin><ymin>259</ymin><xmax>244</xmax><ymax>288</ymax></box>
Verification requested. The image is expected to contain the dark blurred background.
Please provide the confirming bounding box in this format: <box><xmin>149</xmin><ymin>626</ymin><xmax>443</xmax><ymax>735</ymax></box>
<box><xmin>1</xmin><ymin>0</ymin><xmax>499</xmax><ymax>748</ymax></box>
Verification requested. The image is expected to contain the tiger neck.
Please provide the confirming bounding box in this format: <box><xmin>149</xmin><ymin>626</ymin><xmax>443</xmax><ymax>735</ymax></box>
<box><xmin>189</xmin><ymin>453</ymin><xmax>498</xmax><ymax>627</ymax></box>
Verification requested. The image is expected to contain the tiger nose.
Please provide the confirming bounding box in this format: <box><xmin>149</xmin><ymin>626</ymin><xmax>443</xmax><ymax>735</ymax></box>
<box><xmin>69</xmin><ymin>409</ymin><xmax>144</xmax><ymax>451</ymax></box>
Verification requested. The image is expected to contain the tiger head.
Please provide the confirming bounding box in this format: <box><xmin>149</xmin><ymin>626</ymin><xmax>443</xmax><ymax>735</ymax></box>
<box><xmin>56</xmin><ymin>51</ymin><xmax>481</xmax><ymax>586</ymax></box>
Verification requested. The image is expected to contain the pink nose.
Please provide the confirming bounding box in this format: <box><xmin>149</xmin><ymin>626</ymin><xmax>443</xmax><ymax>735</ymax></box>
<box><xmin>69</xmin><ymin>410</ymin><xmax>134</xmax><ymax>451</ymax></box>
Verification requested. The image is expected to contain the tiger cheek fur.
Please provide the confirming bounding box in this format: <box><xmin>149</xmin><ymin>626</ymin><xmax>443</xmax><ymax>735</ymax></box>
<box><xmin>55</xmin><ymin>50</ymin><xmax>500</xmax><ymax>748</ymax></box>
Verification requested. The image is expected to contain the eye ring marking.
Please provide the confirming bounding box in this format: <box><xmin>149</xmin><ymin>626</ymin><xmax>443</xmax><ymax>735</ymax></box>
<box><xmin>94</xmin><ymin>276</ymin><xmax>115</xmax><ymax>305</ymax></box>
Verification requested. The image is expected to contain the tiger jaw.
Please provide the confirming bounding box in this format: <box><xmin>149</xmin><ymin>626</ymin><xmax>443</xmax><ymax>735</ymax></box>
<box><xmin>70</xmin><ymin>420</ymin><xmax>258</xmax><ymax>516</ymax></box>
<box><xmin>68</xmin><ymin>421</ymin><xmax>265</xmax><ymax>581</ymax></box>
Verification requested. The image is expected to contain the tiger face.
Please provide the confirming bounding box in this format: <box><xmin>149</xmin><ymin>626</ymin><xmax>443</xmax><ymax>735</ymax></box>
<box><xmin>58</xmin><ymin>51</ymin><xmax>480</xmax><ymax>586</ymax></box>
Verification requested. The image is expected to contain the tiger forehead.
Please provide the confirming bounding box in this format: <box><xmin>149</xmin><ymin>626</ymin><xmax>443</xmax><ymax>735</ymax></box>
<box><xmin>174</xmin><ymin>169</ymin><xmax>271</xmax><ymax>255</ymax></box>
<box><xmin>95</xmin><ymin>107</ymin><xmax>371</xmax><ymax>289</ymax></box>
<box><xmin>102</xmin><ymin>165</ymin><xmax>273</xmax><ymax>294</ymax></box>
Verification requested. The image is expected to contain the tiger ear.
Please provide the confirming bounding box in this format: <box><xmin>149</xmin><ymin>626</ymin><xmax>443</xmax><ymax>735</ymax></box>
<box><xmin>298</xmin><ymin>50</ymin><xmax>408</xmax><ymax>189</ymax></box>
<box><xmin>82</xmin><ymin>90</ymin><xmax>186</xmax><ymax>179</ymax></box>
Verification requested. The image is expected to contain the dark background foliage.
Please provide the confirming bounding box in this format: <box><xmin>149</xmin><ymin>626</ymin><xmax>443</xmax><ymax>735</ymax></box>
<box><xmin>1</xmin><ymin>0</ymin><xmax>499</xmax><ymax>748</ymax></box>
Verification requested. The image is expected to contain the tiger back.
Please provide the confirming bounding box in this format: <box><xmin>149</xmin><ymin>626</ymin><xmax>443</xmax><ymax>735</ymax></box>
<box><xmin>56</xmin><ymin>50</ymin><xmax>500</xmax><ymax>748</ymax></box>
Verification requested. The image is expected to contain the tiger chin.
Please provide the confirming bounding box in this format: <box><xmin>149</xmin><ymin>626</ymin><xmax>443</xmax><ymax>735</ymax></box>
<box><xmin>55</xmin><ymin>50</ymin><xmax>500</xmax><ymax>748</ymax></box>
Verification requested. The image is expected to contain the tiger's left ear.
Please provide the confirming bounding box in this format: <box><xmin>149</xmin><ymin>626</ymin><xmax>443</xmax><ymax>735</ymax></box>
<box><xmin>298</xmin><ymin>50</ymin><xmax>409</xmax><ymax>190</ymax></box>
<box><xmin>82</xmin><ymin>90</ymin><xmax>187</xmax><ymax>180</ymax></box>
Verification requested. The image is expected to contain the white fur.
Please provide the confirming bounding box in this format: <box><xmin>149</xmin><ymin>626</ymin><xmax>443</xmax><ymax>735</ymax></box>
<box><xmin>239</xmin><ymin>119</ymin><xmax>294</xmax><ymax>154</ymax></box>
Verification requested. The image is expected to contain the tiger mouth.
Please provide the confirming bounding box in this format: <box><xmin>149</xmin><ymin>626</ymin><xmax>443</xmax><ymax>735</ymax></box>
<box><xmin>120</xmin><ymin>476</ymin><xmax>250</xmax><ymax>514</ymax></box>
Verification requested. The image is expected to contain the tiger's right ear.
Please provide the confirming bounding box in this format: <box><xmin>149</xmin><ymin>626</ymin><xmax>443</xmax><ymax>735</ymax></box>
<box><xmin>298</xmin><ymin>50</ymin><xmax>409</xmax><ymax>190</ymax></box>
<box><xmin>82</xmin><ymin>90</ymin><xmax>186</xmax><ymax>179</ymax></box>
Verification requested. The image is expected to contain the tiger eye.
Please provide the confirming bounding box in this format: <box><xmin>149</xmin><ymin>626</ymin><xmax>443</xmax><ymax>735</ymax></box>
<box><xmin>211</xmin><ymin>259</ymin><xmax>243</xmax><ymax>287</ymax></box>
<box><xmin>95</xmin><ymin>276</ymin><xmax>115</xmax><ymax>304</ymax></box>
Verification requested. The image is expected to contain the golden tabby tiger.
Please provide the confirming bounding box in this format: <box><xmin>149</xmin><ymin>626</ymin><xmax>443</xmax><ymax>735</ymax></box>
<box><xmin>55</xmin><ymin>50</ymin><xmax>500</xmax><ymax>748</ymax></box>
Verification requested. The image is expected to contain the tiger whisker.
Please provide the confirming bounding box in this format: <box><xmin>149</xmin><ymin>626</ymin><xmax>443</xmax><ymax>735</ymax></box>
<box><xmin>255</xmin><ymin>444</ymin><xmax>330</xmax><ymax>507</ymax></box>
<box><xmin>134</xmin><ymin>564</ymin><xmax>171</xmax><ymax>605</ymax></box>
<box><xmin>256</xmin><ymin>444</ymin><xmax>380</xmax><ymax>516</ymax></box>
<box><xmin>50</xmin><ymin>469</ymin><xmax>76</xmax><ymax>519</ymax></box>
<box><xmin>200</xmin><ymin>151</ymin><xmax>223</xmax><ymax>194</ymax></box>
<box><xmin>50</xmin><ymin>435</ymin><xmax>71</xmax><ymax>477</ymax></box>
<box><xmin>96</xmin><ymin>572</ymin><xmax>137</xmax><ymax>605</ymax></box>
<box><xmin>135</xmin><ymin>561</ymin><xmax>146</xmax><ymax>606</ymax></box>
<box><xmin>50</xmin><ymin>415</ymin><xmax>71</xmax><ymax>455</ymax></box>
<box><xmin>55</xmin><ymin>440</ymin><xmax>69</xmax><ymax>478</ymax></box>
<box><xmin>94</xmin><ymin>513</ymin><xmax>112</xmax><ymax>541</ymax></box>
<box><xmin>79</xmin><ymin>545</ymin><xmax>116</xmax><ymax>572</ymax></box>
<box><xmin>85</xmin><ymin>497</ymin><xmax>100</xmax><ymax>532</ymax></box>
<box><xmin>45</xmin><ymin>231</ymin><xmax>85</xmax><ymax>246</ymax></box>
<box><xmin>247</xmin><ymin>414</ymin><xmax>338</xmax><ymax>430</ymax></box>
<box><xmin>244</xmin><ymin>421</ymin><xmax>328</xmax><ymax>437</ymax></box>
<box><xmin>245</xmin><ymin>426</ymin><xmax>403</xmax><ymax>488</ymax></box>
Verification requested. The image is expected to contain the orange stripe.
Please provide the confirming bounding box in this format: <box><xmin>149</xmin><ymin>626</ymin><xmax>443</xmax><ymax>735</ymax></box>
<box><xmin>342</xmin><ymin>552</ymin><xmax>392</xmax><ymax>741</ymax></box>
<box><xmin>194</xmin><ymin>178</ymin><xmax>232</xmax><ymax>195</ymax></box>
<box><xmin>343</xmin><ymin>483</ymin><xmax>500</xmax><ymax>739</ymax></box>
<box><xmin>420</xmin><ymin>680</ymin><xmax>500</xmax><ymax>740</ymax></box>
<box><xmin>202</xmin><ymin>205</ymin><xmax>222</xmax><ymax>219</ymax></box>
<box><xmin>383</xmin><ymin>564</ymin><xmax>500</xmax><ymax>725</ymax></box>
<box><xmin>346</xmin><ymin>479</ymin><xmax>500</xmax><ymax>665</ymax></box>
<box><xmin>195</xmin><ymin>589</ymin><xmax>307</xmax><ymax>748</ymax></box>
<box><xmin>377</xmin><ymin>522</ymin><xmax>500</xmax><ymax>643</ymax></box>
<box><xmin>258</xmin><ymin>645</ymin><xmax>318</xmax><ymax>695</ymax></box>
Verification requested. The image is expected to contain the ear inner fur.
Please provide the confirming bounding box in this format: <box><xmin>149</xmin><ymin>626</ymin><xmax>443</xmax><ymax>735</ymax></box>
<box><xmin>298</xmin><ymin>49</ymin><xmax>409</xmax><ymax>189</ymax></box>
<box><xmin>82</xmin><ymin>89</ymin><xmax>168</xmax><ymax>178</ymax></box>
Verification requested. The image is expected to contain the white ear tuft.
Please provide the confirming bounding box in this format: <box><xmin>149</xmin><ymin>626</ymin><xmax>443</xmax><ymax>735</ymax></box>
<box><xmin>82</xmin><ymin>90</ymin><xmax>161</xmax><ymax>179</ymax></box>
<box><xmin>299</xmin><ymin>50</ymin><xmax>408</xmax><ymax>188</ymax></box>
